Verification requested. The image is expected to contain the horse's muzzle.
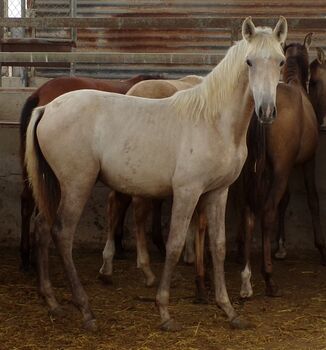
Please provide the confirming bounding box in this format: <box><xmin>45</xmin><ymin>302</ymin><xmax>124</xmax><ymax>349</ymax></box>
<box><xmin>257</xmin><ymin>104</ymin><xmax>277</xmax><ymax>125</ymax></box>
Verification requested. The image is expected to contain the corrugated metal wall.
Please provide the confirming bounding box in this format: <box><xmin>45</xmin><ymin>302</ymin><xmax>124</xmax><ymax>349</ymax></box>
<box><xmin>32</xmin><ymin>0</ymin><xmax>326</xmax><ymax>78</ymax></box>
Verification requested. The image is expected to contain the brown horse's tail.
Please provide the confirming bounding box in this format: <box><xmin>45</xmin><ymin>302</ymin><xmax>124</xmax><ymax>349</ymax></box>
<box><xmin>25</xmin><ymin>107</ymin><xmax>60</xmax><ymax>225</ymax></box>
<box><xmin>244</xmin><ymin>114</ymin><xmax>270</xmax><ymax>214</ymax></box>
<box><xmin>19</xmin><ymin>94</ymin><xmax>40</xmax><ymax>176</ymax></box>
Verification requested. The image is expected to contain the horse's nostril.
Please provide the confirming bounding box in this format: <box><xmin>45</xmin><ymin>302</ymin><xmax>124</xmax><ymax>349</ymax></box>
<box><xmin>259</xmin><ymin>106</ymin><xmax>263</xmax><ymax>118</ymax></box>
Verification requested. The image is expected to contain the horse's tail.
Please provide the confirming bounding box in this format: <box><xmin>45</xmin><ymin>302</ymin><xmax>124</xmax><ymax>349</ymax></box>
<box><xmin>244</xmin><ymin>113</ymin><xmax>270</xmax><ymax>213</ymax></box>
<box><xmin>19</xmin><ymin>94</ymin><xmax>40</xmax><ymax>175</ymax></box>
<box><xmin>25</xmin><ymin>106</ymin><xmax>60</xmax><ymax>225</ymax></box>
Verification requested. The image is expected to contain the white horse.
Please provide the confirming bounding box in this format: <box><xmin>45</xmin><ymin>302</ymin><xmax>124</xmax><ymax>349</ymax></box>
<box><xmin>25</xmin><ymin>16</ymin><xmax>287</xmax><ymax>332</ymax></box>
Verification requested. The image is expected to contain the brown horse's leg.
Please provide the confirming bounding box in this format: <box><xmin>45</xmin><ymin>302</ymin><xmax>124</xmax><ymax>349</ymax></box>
<box><xmin>261</xmin><ymin>175</ymin><xmax>289</xmax><ymax>297</ymax></box>
<box><xmin>113</xmin><ymin>192</ymin><xmax>132</xmax><ymax>259</ymax></box>
<box><xmin>274</xmin><ymin>188</ymin><xmax>290</xmax><ymax>260</ymax></box>
<box><xmin>194</xmin><ymin>212</ymin><xmax>208</xmax><ymax>304</ymax></box>
<box><xmin>99</xmin><ymin>191</ymin><xmax>131</xmax><ymax>284</ymax></box>
<box><xmin>240</xmin><ymin>206</ymin><xmax>255</xmax><ymax>298</ymax></box>
<box><xmin>151</xmin><ymin>199</ymin><xmax>166</xmax><ymax>257</ymax></box>
<box><xmin>34</xmin><ymin>213</ymin><xmax>61</xmax><ymax>314</ymax></box>
<box><xmin>303</xmin><ymin>157</ymin><xmax>326</xmax><ymax>265</ymax></box>
<box><xmin>20</xmin><ymin>184</ymin><xmax>35</xmax><ymax>271</ymax></box>
<box><xmin>133</xmin><ymin>197</ymin><xmax>156</xmax><ymax>287</ymax></box>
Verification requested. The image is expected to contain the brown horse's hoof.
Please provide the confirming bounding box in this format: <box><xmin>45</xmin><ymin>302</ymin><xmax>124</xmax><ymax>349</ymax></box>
<box><xmin>265</xmin><ymin>285</ymin><xmax>283</xmax><ymax>298</ymax></box>
<box><xmin>160</xmin><ymin>319</ymin><xmax>182</xmax><ymax>332</ymax></box>
<box><xmin>98</xmin><ymin>273</ymin><xmax>113</xmax><ymax>285</ymax></box>
<box><xmin>230</xmin><ymin>316</ymin><xmax>255</xmax><ymax>330</ymax></box>
<box><xmin>83</xmin><ymin>319</ymin><xmax>98</xmax><ymax>332</ymax></box>
<box><xmin>48</xmin><ymin>306</ymin><xmax>65</xmax><ymax>319</ymax></box>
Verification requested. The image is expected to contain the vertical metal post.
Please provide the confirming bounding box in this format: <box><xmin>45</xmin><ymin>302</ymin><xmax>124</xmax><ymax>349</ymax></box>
<box><xmin>70</xmin><ymin>0</ymin><xmax>77</xmax><ymax>76</ymax></box>
<box><xmin>0</xmin><ymin>0</ymin><xmax>5</xmax><ymax>87</ymax></box>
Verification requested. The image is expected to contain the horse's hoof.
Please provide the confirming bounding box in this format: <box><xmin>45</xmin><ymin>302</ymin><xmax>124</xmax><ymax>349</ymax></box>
<box><xmin>160</xmin><ymin>319</ymin><xmax>182</xmax><ymax>332</ymax></box>
<box><xmin>145</xmin><ymin>276</ymin><xmax>156</xmax><ymax>288</ymax></box>
<box><xmin>98</xmin><ymin>273</ymin><xmax>113</xmax><ymax>285</ymax></box>
<box><xmin>230</xmin><ymin>316</ymin><xmax>255</xmax><ymax>330</ymax></box>
<box><xmin>240</xmin><ymin>291</ymin><xmax>253</xmax><ymax>299</ymax></box>
<box><xmin>265</xmin><ymin>285</ymin><xmax>283</xmax><ymax>298</ymax></box>
<box><xmin>83</xmin><ymin>319</ymin><xmax>98</xmax><ymax>332</ymax></box>
<box><xmin>48</xmin><ymin>306</ymin><xmax>65</xmax><ymax>319</ymax></box>
<box><xmin>274</xmin><ymin>250</ymin><xmax>287</xmax><ymax>260</ymax></box>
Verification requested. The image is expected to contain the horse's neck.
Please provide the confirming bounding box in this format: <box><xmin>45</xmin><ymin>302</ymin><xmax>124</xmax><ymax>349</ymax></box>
<box><xmin>283</xmin><ymin>57</ymin><xmax>308</xmax><ymax>91</ymax></box>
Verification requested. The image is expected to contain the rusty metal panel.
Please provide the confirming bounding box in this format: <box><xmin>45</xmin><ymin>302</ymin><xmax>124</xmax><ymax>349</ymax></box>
<box><xmin>31</xmin><ymin>1</ymin><xmax>326</xmax><ymax>79</ymax></box>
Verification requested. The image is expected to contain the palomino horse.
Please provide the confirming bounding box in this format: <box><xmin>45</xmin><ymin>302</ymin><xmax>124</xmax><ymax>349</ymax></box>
<box><xmin>19</xmin><ymin>73</ymin><xmax>162</xmax><ymax>271</ymax></box>
<box><xmin>25</xmin><ymin>17</ymin><xmax>287</xmax><ymax>331</ymax></box>
<box><xmin>309</xmin><ymin>47</ymin><xmax>326</xmax><ymax>126</ymax></box>
<box><xmin>99</xmin><ymin>75</ymin><xmax>203</xmax><ymax>287</ymax></box>
<box><xmin>238</xmin><ymin>33</ymin><xmax>325</xmax><ymax>300</ymax></box>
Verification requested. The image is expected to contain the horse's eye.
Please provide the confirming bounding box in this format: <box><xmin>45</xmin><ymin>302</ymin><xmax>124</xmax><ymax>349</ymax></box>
<box><xmin>246</xmin><ymin>59</ymin><xmax>252</xmax><ymax>67</ymax></box>
<box><xmin>280</xmin><ymin>60</ymin><xmax>285</xmax><ymax>67</ymax></box>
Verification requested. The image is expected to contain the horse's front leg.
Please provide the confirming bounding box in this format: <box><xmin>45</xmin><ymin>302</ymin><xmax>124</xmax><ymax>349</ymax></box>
<box><xmin>204</xmin><ymin>188</ymin><xmax>253</xmax><ymax>329</ymax></box>
<box><xmin>156</xmin><ymin>188</ymin><xmax>200</xmax><ymax>331</ymax></box>
<box><xmin>303</xmin><ymin>157</ymin><xmax>326</xmax><ymax>265</ymax></box>
<box><xmin>274</xmin><ymin>188</ymin><xmax>290</xmax><ymax>260</ymax></box>
<box><xmin>240</xmin><ymin>205</ymin><xmax>255</xmax><ymax>299</ymax></box>
<box><xmin>261</xmin><ymin>174</ymin><xmax>288</xmax><ymax>297</ymax></box>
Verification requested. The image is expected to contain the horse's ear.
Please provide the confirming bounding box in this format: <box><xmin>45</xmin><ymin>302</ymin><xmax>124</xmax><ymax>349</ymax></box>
<box><xmin>273</xmin><ymin>16</ymin><xmax>288</xmax><ymax>44</ymax></box>
<box><xmin>303</xmin><ymin>32</ymin><xmax>313</xmax><ymax>50</ymax></box>
<box><xmin>242</xmin><ymin>17</ymin><xmax>256</xmax><ymax>42</ymax></box>
<box><xmin>316</xmin><ymin>47</ymin><xmax>325</xmax><ymax>64</ymax></box>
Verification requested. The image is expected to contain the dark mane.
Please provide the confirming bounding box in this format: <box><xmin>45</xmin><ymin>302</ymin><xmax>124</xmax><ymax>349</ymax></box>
<box><xmin>283</xmin><ymin>43</ymin><xmax>309</xmax><ymax>89</ymax></box>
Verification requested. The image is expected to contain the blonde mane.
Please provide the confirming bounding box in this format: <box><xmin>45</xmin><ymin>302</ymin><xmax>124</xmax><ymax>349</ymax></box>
<box><xmin>172</xmin><ymin>27</ymin><xmax>284</xmax><ymax>123</ymax></box>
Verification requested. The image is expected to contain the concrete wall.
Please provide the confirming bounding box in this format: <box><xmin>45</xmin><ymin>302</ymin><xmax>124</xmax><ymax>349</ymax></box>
<box><xmin>1</xmin><ymin>86</ymin><xmax>326</xmax><ymax>253</ymax></box>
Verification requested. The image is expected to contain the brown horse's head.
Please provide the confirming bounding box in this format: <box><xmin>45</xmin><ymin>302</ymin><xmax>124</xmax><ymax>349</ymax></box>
<box><xmin>283</xmin><ymin>33</ymin><xmax>312</xmax><ymax>88</ymax></box>
<box><xmin>309</xmin><ymin>47</ymin><xmax>326</xmax><ymax>125</ymax></box>
<box><xmin>242</xmin><ymin>16</ymin><xmax>287</xmax><ymax>124</ymax></box>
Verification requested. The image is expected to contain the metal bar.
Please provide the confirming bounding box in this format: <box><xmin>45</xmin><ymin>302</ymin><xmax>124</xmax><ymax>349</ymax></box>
<box><xmin>70</xmin><ymin>0</ymin><xmax>77</xmax><ymax>76</ymax></box>
<box><xmin>1</xmin><ymin>16</ymin><xmax>325</xmax><ymax>30</ymax></box>
<box><xmin>0</xmin><ymin>51</ymin><xmax>224</xmax><ymax>65</ymax></box>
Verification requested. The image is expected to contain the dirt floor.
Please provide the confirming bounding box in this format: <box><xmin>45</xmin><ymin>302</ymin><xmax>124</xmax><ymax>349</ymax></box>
<box><xmin>0</xmin><ymin>247</ymin><xmax>325</xmax><ymax>350</ymax></box>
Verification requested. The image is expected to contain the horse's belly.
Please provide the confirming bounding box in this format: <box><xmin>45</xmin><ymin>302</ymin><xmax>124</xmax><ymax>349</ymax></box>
<box><xmin>99</xmin><ymin>159</ymin><xmax>173</xmax><ymax>198</ymax></box>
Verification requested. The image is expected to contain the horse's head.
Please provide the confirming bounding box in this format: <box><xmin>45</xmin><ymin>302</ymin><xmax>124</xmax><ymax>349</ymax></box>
<box><xmin>282</xmin><ymin>33</ymin><xmax>312</xmax><ymax>87</ymax></box>
<box><xmin>242</xmin><ymin>16</ymin><xmax>287</xmax><ymax>124</ymax></box>
<box><xmin>309</xmin><ymin>47</ymin><xmax>326</xmax><ymax>126</ymax></box>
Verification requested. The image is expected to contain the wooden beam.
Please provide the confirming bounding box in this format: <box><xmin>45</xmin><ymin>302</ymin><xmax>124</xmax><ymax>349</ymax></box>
<box><xmin>0</xmin><ymin>16</ymin><xmax>325</xmax><ymax>30</ymax></box>
<box><xmin>0</xmin><ymin>51</ymin><xmax>224</xmax><ymax>65</ymax></box>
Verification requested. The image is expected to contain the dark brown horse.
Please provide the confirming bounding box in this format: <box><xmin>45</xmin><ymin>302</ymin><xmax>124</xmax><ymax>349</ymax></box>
<box><xmin>19</xmin><ymin>74</ymin><xmax>162</xmax><ymax>271</ymax></box>
<box><xmin>238</xmin><ymin>33</ymin><xmax>326</xmax><ymax>299</ymax></box>
<box><xmin>309</xmin><ymin>47</ymin><xmax>326</xmax><ymax>126</ymax></box>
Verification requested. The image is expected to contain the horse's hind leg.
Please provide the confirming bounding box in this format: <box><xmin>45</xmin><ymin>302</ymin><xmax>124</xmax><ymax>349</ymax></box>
<box><xmin>51</xmin><ymin>179</ymin><xmax>97</xmax><ymax>331</ymax></box>
<box><xmin>240</xmin><ymin>205</ymin><xmax>255</xmax><ymax>299</ymax></box>
<box><xmin>303</xmin><ymin>157</ymin><xmax>326</xmax><ymax>265</ymax></box>
<box><xmin>133</xmin><ymin>197</ymin><xmax>156</xmax><ymax>287</ymax></box>
<box><xmin>194</xmin><ymin>211</ymin><xmax>208</xmax><ymax>304</ymax></box>
<box><xmin>100</xmin><ymin>191</ymin><xmax>131</xmax><ymax>284</ymax></box>
<box><xmin>156</xmin><ymin>187</ymin><xmax>200</xmax><ymax>331</ymax></box>
<box><xmin>274</xmin><ymin>188</ymin><xmax>290</xmax><ymax>260</ymax></box>
<box><xmin>151</xmin><ymin>199</ymin><xmax>166</xmax><ymax>257</ymax></box>
<box><xmin>20</xmin><ymin>184</ymin><xmax>35</xmax><ymax>271</ymax></box>
<box><xmin>34</xmin><ymin>212</ymin><xmax>61</xmax><ymax>314</ymax></box>
<box><xmin>113</xmin><ymin>192</ymin><xmax>132</xmax><ymax>259</ymax></box>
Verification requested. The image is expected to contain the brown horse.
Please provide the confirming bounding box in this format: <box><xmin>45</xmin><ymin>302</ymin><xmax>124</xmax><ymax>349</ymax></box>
<box><xmin>98</xmin><ymin>75</ymin><xmax>203</xmax><ymax>287</ymax></box>
<box><xmin>309</xmin><ymin>47</ymin><xmax>326</xmax><ymax>126</ymax></box>
<box><xmin>238</xmin><ymin>33</ymin><xmax>326</xmax><ymax>299</ymax></box>
<box><xmin>19</xmin><ymin>73</ymin><xmax>162</xmax><ymax>271</ymax></box>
